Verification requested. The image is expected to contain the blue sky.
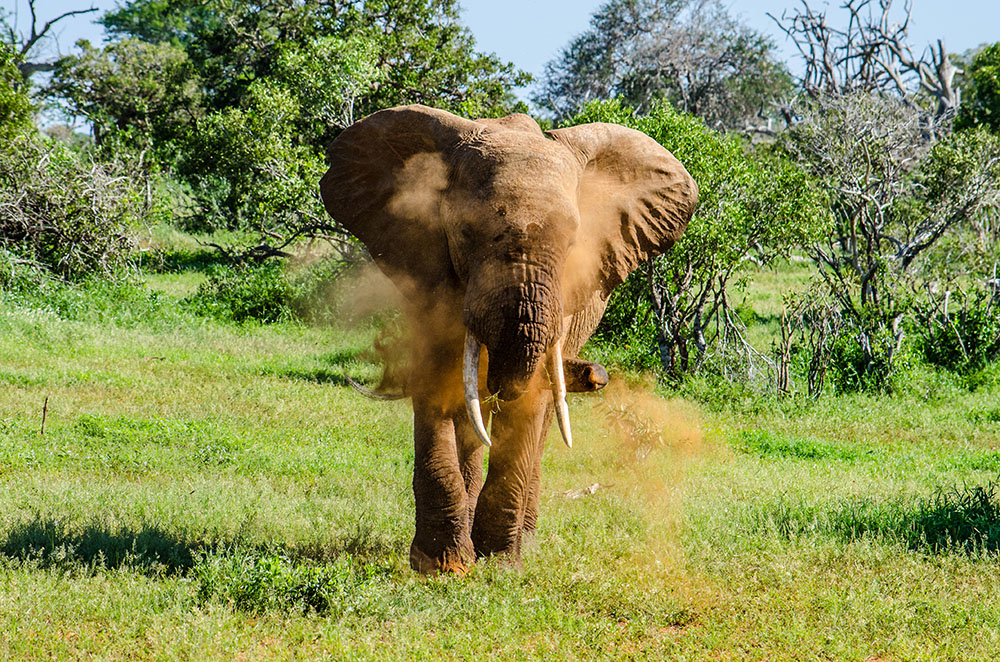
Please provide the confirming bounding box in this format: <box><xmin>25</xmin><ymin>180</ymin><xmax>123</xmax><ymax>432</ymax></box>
<box><xmin>7</xmin><ymin>0</ymin><xmax>1000</xmax><ymax>102</ymax></box>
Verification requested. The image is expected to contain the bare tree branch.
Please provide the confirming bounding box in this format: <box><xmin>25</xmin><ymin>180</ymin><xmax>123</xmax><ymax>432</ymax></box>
<box><xmin>6</xmin><ymin>0</ymin><xmax>98</xmax><ymax>80</ymax></box>
<box><xmin>771</xmin><ymin>0</ymin><xmax>961</xmax><ymax>119</ymax></box>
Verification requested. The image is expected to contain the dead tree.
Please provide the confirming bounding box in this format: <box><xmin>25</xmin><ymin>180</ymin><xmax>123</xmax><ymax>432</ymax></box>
<box><xmin>770</xmin><ymin>0</ymin><xmax>962</xmax><ymax>119</ymax></box>
<box><xmin>1</xmin><ymin>0</ymin><xmax>97</xmax><ymax>81</ymax></box>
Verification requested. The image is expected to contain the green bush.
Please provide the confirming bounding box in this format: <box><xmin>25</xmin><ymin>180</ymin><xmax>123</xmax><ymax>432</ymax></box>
<box><xmin>828</xmin><ymin>314</ymin><xmax>916</xmax><ymax>394</ymax></box>
<box><xmin>184</xmin><ymin>257</ymin><xmax>350</xmax><ymax>324</ymax></box>
<box><xmin>588</xmin><ymin>269</ymin><xmax>661</xmax><ymax>372</ymax></box>
<box><xmin>0</xmin><ymin>252</ymin><xmax>176</xmax><ymax>327</ymax></box>
<box><xmin>913</xmin><ymin>289</ymin><xmax>1000</xmax><ymax>375</ymax></box>
<box><xmin>185</xmin><ymin>262</ymin><xmax>297</xmax><ymax>323</ymax></box>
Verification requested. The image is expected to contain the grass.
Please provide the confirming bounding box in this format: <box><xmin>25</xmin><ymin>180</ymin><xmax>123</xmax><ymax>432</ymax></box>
<box><xmin>4</xmin><ymin>253</ymin><xmax>1000</xmax><ymax>659</ymax></box>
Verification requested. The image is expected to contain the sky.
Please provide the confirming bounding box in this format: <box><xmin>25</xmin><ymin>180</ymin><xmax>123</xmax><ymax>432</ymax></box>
<box><xmin>6</xmin><ymin>0</ymin><xmax>1000</xmax><ymax>105</ymax></box>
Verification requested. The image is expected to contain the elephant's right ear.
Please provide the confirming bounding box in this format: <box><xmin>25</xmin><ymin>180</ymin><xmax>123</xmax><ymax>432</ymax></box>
<box><xmin>320</xmin><ymin>105</ymin><xmax>478</xmax><ymax>290</ymax></box>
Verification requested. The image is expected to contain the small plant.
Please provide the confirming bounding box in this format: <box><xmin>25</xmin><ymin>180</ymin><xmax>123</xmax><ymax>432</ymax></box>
<box><xmin>911</xmin><ymin>480</ymin><xmax>1000</xmax><ymax>554</ymax></box>
<box><xmin>192</xmin><ymin>551</ymin><xmax>392</xmax><ymax>615</ymax></box>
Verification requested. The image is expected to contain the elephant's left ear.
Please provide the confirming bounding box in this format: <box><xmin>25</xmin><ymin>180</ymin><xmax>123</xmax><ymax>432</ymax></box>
<box><xmin>546</xmin><ymin>123</ymin><xmax>698</xmax><ymax>297</ymax></box>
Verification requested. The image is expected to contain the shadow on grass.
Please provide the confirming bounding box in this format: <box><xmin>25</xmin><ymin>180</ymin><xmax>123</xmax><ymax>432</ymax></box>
<box><xmin>0</xmin><ymin>515</ymin><xmax>402</xmax><ymax>577</ymax></box>
<box><xmin>754</xmin><ymin>479</ymin><xmax>1000</xmax><ymax>555</ymax></box>
<box><xmin>273</xmin><ymin>367</ymin><xmax>354</xmax><ymax>387</ymax></box>
<box><xmin>1</xmin><ymin>518</ymin><xmax>197</xmax><ymax>574</ymax></box>
<box><xmin>147</xmin><ymin>248</ymin><xmax>231</xmax><ymax>274</ymax></box>
<box><xmin>264</xmin><ymin>349</ymin><xmax>379</xmax><ymax>387</ymax></box>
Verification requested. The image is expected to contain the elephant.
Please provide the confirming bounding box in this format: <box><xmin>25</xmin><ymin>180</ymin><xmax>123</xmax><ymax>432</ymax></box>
<box><xmin>319</xmin><ymin>105</ymin><xmax>697</xmax><ymax>574</ymax></box>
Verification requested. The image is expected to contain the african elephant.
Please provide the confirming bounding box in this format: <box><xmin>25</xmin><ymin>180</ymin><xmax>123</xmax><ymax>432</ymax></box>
<box><xmin>320</xmin><ymin>105</ymin><xmax>697</xmax><ymax>574</ymax></box>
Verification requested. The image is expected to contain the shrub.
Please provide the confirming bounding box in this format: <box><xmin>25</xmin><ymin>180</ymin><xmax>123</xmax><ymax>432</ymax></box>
<box><xmin>0</xmin><ymin>133</ymin><xmax>143</xmax><ymax>280</ymax></box>
<box><xmin>828</xmin><ymin>312</ymin><xmax>916</xmax><ymax>394</ymax></box>
<box><xmin>0</xmin><ymin>251</ymin><xmax>176</xmax><ymax>328</ymax></box>
<box><xmin>185</xmin><ymin>262</ymin><xmax>297</xmax><ymax>323</ymax></box>
<box><xmin>183</xmin><ymin>256</ymin><xmax>350</xmax><ymax>324</ymax></box>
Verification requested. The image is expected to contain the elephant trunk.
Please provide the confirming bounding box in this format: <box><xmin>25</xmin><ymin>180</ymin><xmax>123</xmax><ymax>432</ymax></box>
<box><xmin>463</xmin><ymin>332</ymin><xmax>573</xmax><ymax>449</ymax></box>
<box><xmin>464</xmin><ymin>279</ymin><xmax>562</xmax><ymax>402</ymax></box>
<box><xmin>462</xmin><ymin>262</ymin><xmax>573</xmax><ymax>448</ymax></box>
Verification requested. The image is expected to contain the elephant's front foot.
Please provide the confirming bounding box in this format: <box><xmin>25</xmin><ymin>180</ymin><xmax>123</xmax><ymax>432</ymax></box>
<box><xmin>471</xmin><ymin>498</ymin><xmax>524</xmax><ymax>563</ymax></box>
<box><xmin>471</xmin><ymin>529</ymin><xmax>523</xmax><ymax>568</ymax></box>
<box><xmin>409</xmin><ymin>537</ymin><xmax>475</xmax><ymax>575</ymax></box>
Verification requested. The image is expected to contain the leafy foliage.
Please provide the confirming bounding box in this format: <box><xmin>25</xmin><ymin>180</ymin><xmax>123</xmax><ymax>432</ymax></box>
<box><xmin>0</xmin><ymin>43</ymin><xmax>32</xmax><ymax>139</ymax></box>
<box><xmin>49</xmin><ymin>38</ymin><xmax>202</xmax><ymax>153</ymax></box>
<box><xmin>957</xmin><ymin>42</ymin><xmax>1000</xmax><ymax>133</ymax></box>
<box><xmin>568</xmin><ymin>99</ymin><xmax>829</xmax><ymax>380</ymax></box>
<box><xmin>99</xmin><ymin>0</ymin><xmax>529</xmax><ymax>119</ymax></box>
<box><xmin>913</xmin><ymin>288</ymin><xmax>1000</xmax><ymax>375</ymax></box>
<box><xmin>184</xmin><ymin>257</ymin><xmax>347</xmax><ymax>323</ymax></box>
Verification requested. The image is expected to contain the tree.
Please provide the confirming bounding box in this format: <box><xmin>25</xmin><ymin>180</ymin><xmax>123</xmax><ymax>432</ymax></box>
<box><xmin>535</xmin><ymin>0</ymin><xmax>793</xmax><ymax>130</ymax></box>
<box><xmin>779</xmin><ymin>93</ymin><xmax>1000</xmax><ymax>391</ymax></box>
<box><xmin>48</xmin><ymin>0</ymin><xmax>530</xmax><ymax>253</ymax></box>
<box><xmin>957</xmin><ymin>43</ymin><xmax>1000</xmax><ymax>133</ymax></box>
<box><xmin>49</xmin><ymin>38</ymin><xmax>203</xmax><ymax>152</ymax></box>
<box><xmin>97</xmin><ymin>0</ymin><xmax>530</xmax><ymax>120</ymax></box>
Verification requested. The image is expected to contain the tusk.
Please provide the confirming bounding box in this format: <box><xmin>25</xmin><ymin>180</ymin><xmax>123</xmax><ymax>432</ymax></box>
<box><xmin>463</xmin><ymin>331</ymin><xmax>491</xmax><ymax>447</ymax></box>
<box><xmin>549</xmin><ymin>338</ymin><xmax>573</xmax><ymax>448</ymax></box>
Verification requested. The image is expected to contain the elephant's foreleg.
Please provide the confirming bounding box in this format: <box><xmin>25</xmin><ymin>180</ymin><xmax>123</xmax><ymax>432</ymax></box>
<box><xmin>410</xmin><ymin>400</ymin><xmax>475</xmax><ymax>574</ymax></box>
<box><xmin>471</xmin><ymin>392</ymin><xmax>548</xmax><ymax>560</ymax></box>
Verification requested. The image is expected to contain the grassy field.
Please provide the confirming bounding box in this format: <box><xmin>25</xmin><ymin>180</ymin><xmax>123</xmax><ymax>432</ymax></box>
<box><xmin>3</xmin><ymin>258</ymin><xmax>1000</xmax><ymax>660</ymax></box>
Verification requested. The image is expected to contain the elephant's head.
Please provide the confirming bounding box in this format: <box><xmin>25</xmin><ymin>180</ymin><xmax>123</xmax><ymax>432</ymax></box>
<box><xmin>320</xmin><ymin>105</ymin><xmax>697</xmax><ymax>448</ymax></box>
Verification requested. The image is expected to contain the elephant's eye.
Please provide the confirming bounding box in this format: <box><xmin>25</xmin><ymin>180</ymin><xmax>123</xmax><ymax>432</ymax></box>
<box><xmin>493</xmin><ymin>233</ymin><xmax>504</xmax><ymax>243</ymax></box>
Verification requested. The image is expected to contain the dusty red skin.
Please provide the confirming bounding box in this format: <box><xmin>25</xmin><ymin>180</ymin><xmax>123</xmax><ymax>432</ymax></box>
<box><xmin>320</xmin><ymin>105</ymin><xmax>697</xmax><ymax>573</ymax></box>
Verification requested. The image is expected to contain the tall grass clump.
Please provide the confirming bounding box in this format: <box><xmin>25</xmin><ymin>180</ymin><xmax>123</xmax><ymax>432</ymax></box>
<box><xmin>744</xmin><ymin>477</ymin><xmax>1000</xmax><ymax>556</ymax></box>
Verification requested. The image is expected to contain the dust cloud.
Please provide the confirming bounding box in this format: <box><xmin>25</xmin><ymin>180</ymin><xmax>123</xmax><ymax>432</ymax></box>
<box><xmin>585</xmin><ymin>375</ymin><xmax>706</xmax><ymax>568</ymax></box>
<box><xmin>387</xmin><ymin>152</ymin><xmax>450</xmax><ymax>225</ymax></box>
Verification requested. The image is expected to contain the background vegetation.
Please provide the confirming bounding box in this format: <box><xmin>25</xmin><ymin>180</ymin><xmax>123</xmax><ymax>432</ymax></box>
<box><xmin>3</xmin><ymin>0</ymin><xmax>1000</xmax><ymax>658</ymax></box>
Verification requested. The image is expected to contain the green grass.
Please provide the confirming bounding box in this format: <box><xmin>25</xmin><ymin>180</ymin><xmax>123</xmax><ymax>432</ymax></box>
<box><xmin>4</xmin><ymin>258</ymin><xmax>1000</xmax><ymax>659</ymax></box>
